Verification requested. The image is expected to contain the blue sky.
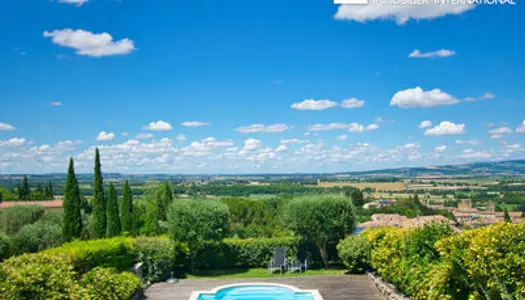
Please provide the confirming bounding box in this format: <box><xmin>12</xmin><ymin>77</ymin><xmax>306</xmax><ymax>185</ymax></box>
<box><xmin>0</xmin><ymin>0</ymin><xmax>524</xmax><ymax>174</ymax></box>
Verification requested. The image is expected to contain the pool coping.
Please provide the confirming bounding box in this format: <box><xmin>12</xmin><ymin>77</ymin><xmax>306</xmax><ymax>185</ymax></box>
<box><xmin>189</xmin><ymin>282</ymin><xmax>324</xmax><ymax>300</ymax></box>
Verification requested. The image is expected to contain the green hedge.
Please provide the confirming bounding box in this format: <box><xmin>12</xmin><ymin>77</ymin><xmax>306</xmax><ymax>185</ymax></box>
<box><xmin>359</xmin><ymin>222</ymin><xmax>525</xmax><ymax>299</ymax></box>
<box><xmin>196</xmin><ymin>236</ymin><xmax>300</xmax><ymax>269</ymax></box>
<box><xmin>0</xmin><ymin>237</ymin><xmax>141</xmax><ymax>300</ymax></box>
<box><xmin>337</xmin><ymin>235</ymin><xmax>371</xmax><ymax>273</ymax></box>
<box><xmin>44</xmin><ymin>237</ymin><xmax>135</xmax><ymax>273</ymax></box>
<box><xmin>134</xmin><ymin>236</ymin><xmax>177</xmax><ymax>283</ymax></box>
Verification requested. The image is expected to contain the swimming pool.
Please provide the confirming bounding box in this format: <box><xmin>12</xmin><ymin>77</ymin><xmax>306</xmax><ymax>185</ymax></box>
<box><xmin>190</xmin><ymin>283</ymin><xmax>323</xmax><ymax>300</ymax></box>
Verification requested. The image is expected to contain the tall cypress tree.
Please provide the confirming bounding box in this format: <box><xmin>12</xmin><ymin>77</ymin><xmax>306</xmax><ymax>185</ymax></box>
<box><xmin>504</xmin><ymin>207</ymin><xmax>512</xmax><ymax>223</ymax></box>
<box><xmin>92</xmin><ymin>148</ymin><xmax>106</xmax><ymax>238</ymax></box>
<box><xmin>106</xmin><ymin>183</ymin><xmax>121</xmax><ymax>237</ymax></box>
<box><xmin>46</xmin><ymin>181</ymin><xmax>54</xmax><ymax>199</ymax></box>
<box><xmin>158</xmin><ymin>181</ymin><xmax>173</xmax><ymax>221</ymax></box>
<box><xmin>120</xmin><ymin>180</ymin><xmax>133</xmax><ymax>234</ymax></box>
<box><xmin>62</xmin><ymin>158</ymin><xmax>82</xmax><ymax>241</ymax></box>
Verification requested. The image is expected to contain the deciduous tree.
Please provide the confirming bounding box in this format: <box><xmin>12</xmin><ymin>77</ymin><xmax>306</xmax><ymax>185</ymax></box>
<box><xmin>285</xmin><ymin>195</ymin><xmax>356</xmax><ymax>269</ymax></box>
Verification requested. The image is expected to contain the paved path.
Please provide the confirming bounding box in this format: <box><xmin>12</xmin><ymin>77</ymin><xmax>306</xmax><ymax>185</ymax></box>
<box><xmin>145</xmin><ymin>275</ymin><xmax>383</xmax><ymax>300</ymax></box>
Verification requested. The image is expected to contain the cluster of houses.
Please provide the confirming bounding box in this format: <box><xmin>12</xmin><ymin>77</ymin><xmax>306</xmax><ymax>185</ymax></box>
<box><xmin>357</xmin><ymin>213</ymin><xmax>457</xmax><ymax>233</ymax></box>
<box><xmin>428</xmin><ymin>200</ymin><xmax>523</xmax><ymax>226</ymax></box>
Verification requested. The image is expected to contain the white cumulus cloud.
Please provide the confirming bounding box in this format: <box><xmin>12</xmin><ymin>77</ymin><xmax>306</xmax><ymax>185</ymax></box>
<box><xmin>348</xmin><ymin>123</ymin><xmax>366</xmax><ymax>133</ymax></box>
<box><xmin>435</xmin><ymin>145</ymin><xmax>447</xmax><ymax>152</ymax></box>
<box><xmin>136</xmin><ymin>133</ymin><xmax>153</xmax><ymax>140</ymax></box>
<box><xmin>0</xmin><ymin>122</ymin><xmax>16</xmax><ymax>131</ymax></box>
<box><xmin>176</xmin><ymin>134</ymin><xmax>187</xmax><ymax>142</ymax></box>
<box><xmin>367</xmin><ymin>124</ymin><xmax>379</xmax><ymax>131</ymax></box>
<box><xmin>334</xmin><ymin>2</ymin><xmax>475</xmax><ymax>25</ymax></box>
<box><xmin>340</xmin><ymin>98</ymin><xmax>365</xmax><ymax>108</ymax></box>
<box><xmin>418</xmin><ymin>120</ymin><xmax>432</xmax><ymax>129</ymax></box>
<box><xmin>43</xmin><ymin>29</ymin><xmax>136</xmax><ymax>57</ymax></box>
<box><xmin>488</xmin><ymin>126</ymin><xmax>513</xmax><ymax>135</ymax></box>
<box><xmin>143</xmin><ymin>120</ymin><xmax>172</xmax><ymax>131</ymax></box>
<box><xmin>409</xmin><ymin>49</ymin><xmax>456</xmax><ymax>58</ymax></box>
<box><xmin>391</xmin><ymin>87</ymin><xmax>459</xmax><ymax>108</ymax></box>
<box><xmin>424</xmin><ymin>121</ymin><xmax>465</xmax><ymax>136</ymax></box>
<box><xmin>455</xmin><ymin>139</ymin><xmax>482</xmax><ymax>145</ymax></box>
<box><xmin>291</xmin><ymin>99</ymin><xmax>338</xmax><ymax>110</ymax></box>
<box><xmin>57</xmin><ymin>0</ymin><xmax>88</xmax><ymax>6</ymax></box>
<box><xmin>235</xmin><ymin>124</ymin><xmax>290</xmax><ymax>133</ymax></box>
<box><xmin>0</xmin><ymin>137</ymin><xmax>26</xmax><ymax>147</ymax></box>
<box><xmin>96</xmin><ymin>131</ymin><xmax>115</xmax><ymax>142</ymax></box>
<box><xmin>51</xmin><ymin>101</ymin><xmax>63</xmax><ymax>106</ymax></box>
<box><xmin>181</xmin><ymin>121</ymin><xmax>211</xmax><ymax>127</ymax></box>
<box><xmin>336</xmin><ymin>135</ymin><xmax>348</xmax><ymax>141</ymax></box>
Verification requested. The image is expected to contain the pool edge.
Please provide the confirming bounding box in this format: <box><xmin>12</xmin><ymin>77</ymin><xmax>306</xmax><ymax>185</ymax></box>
<box><xmin>189</xmin><ymin>282</ymin><xmax>324</xmax><ymax>300</ymax></box>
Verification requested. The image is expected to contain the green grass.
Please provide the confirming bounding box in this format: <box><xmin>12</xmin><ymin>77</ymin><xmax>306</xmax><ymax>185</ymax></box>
<box><xmin>183</xmin><ymin>268</ymin><xmax>348</xmax><ymax>279</ymax></box>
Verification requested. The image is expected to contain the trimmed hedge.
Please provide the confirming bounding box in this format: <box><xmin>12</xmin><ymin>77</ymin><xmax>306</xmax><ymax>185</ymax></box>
<box><xmin>0</xmin><ymin>237</ymin><xmax>141</xmax><ymax>300</ymax></box>
<box><xmin>135</xmin><ymin>236</ymin><xmax>177</xmax><ymax>283</ymax></box>
<box><xmin>80</xmin><ymin>267</ymin><xmax>142</xmax><ymax>300</ymax></box>
<box><xmin>196</xmin><ymin>236</ymin><xmax>300</xmax><ymax>269</ymax></box>
<box><xmin>359</xmin><ymin>222</ymin><xmax>525</xmax><ymax>299</ymax></box>
<box><xmin>44</xmin><ymin>237</ymin><xmax>135</xmax><ymax>273</ymax></box>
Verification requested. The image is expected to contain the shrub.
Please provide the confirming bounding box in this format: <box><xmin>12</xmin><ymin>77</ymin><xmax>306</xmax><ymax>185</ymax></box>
<box><xmin>0</xmin><ymin>205</ymin><xmax>45</xmax><ymax>235</ymax></box>
<box><xmin>0</xmin><ymin>232</ymin><xmax>12</xmax><ymax>261</ymax></box>
<box><xmin>337</xmin><ymin>235</ymin><xmax>371</xmax><ymax>273</ymax></box>
<box><xmin>0</xmin><ymin>253</ymin><xmax>141</xmax><ymax>300</ymax></box>
<box><xmin>436</xmin><ymin>222</ymin><xmax>525</xmax><ymax>299</ymax></box>
<box><xmin>79</xmin><ymin>267</ymin><xmax>142</xmax><ymax>300</ymax></box>
<box><xmin>196</xmin><ymin>236</ymin><xmax>300</xmax><ymax>269</ymax></box>
<box><xmin>11</xmin><ymin>220</ymin><xmax>62</xmax><ymax>254</ymax></box>
<box><xmin>285</xmin><ymin>195</ymin><xmax>356</xmax><ymax>268</ymax></box>
<box><xmin>362</xmin><ymin>223</ymin><xmax>456</xmax><ymax>299</ymax></box>
<box><xmin>135</xmin><ymin>236</ymin><xmax>176</xmax><ymax>283</ymax></box>
<box><xmin>0</xmin><ymin>253</ymin><xmax>82</xmax><ymax>299</ymax></box>
<box><xmin>44</xmin><ymin>237</ymin><xmax>135</xmax><ymax>273</ymax></box>
<box><xmin>168</xmin><ymin>199</ymin><xmax>230</xmax><ymax>271</ymax></box>
<box><xmin>38</xmin><ymin>210</ymin><xmax>62</xmax><ymax>226</ymax></box>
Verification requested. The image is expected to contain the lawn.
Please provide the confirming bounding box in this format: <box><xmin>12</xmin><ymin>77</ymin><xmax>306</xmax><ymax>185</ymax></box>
<box><xmin>183</xmin><ymin>268</ymin><xmax>348</xmax><ymax>279</ymax></box>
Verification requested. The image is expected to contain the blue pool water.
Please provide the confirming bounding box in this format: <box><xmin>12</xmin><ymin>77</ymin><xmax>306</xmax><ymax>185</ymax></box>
<box><xmin>197</xmin><ymin>285</ymin><xmax>315</xmax><ymax>300</ymax></box>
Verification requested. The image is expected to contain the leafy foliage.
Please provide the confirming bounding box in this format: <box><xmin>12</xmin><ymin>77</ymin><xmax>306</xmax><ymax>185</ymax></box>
<box><xmin>79</xmin><ymin>267</ymin><xmax>142</xmax><ymax>300</ymax></box>
<box><xmin>196</xmin><ymin>236</ymin><xmax>300</xmax><ymax>269</ymax></box>
<box><xmin>0</xmin><ymin>232</ymin><xmax>12</xmax><ymax>261</ymax></box>
<box><xmin>44</xmin><ymin>237</ymin><xmax>135</xmax><ymax>273</ymax></box>
<box><xmin>62</xmin><ymin>157</ymin><xmax>82</xmax><ymax>241</ymax></box>
<box><xmin>337</xmin><ymin>235</ymin><xmax>371</xmax><ymax>273</ymax></box>
<box><xmin>0</xmin><ymin>205</ymin><xmax>45</xmax><ymax>235</ymax></box>
<box><xmin>11</xmin><ymin>219</ymin><xmax>62</xmax><ymax>254</ymax></box>
<box><xmin>0</xmin><ymin>252</ymin><xmax>141</xmax><ymax>300</ymax></box>
<box><xmin>91</xmin><ymin>148</ymin><xmax>107</xmax><ymax>238</ymax></box>
<box><xmin>135</xmin><ymin>236</ymin><xmax>177</xmax><ymax>283</ymax></box>
<box><xmin>168</xmin><ymin>199</ymin><xmax>230</xmax><ymax>270</ymax></box>
<box><xmin>120</xmin><ymin>180</ymin><xmax>133</xmax><ymax>234</ymax></box>
<box><xmin>106</xmin><ymin>183</ymin><xmax>121</xmax><ymax>237</ymax></box>
<box><xmin>285</xmin><ymin>194</ymin><xmax>356</xmax><ymax>268</ymax></box>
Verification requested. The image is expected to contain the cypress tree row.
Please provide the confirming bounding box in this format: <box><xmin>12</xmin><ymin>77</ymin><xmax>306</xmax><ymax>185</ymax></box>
<box><xmin>62</xmin><ymin>157</ymin><xmax>82</xmax><ymax>241</ymax></box>
<box><xmin>120</xmin><ymin>180</ymin><xmax>133</xmax><ymax>234</ymax></box>
<box><xmin>91</xmin><ymin>148</ymin><xmax>107</xmax><ymax>238</ymax></box>
<box><xmin>106</xmin><ymin>183</ymin><xmax>121</xmax><ymax>237</ymax></box>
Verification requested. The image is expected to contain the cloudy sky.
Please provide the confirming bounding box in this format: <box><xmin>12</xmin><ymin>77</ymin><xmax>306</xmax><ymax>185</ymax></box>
<box><xmin>0</xmin><ymin>0</ymin><xmax>524</xmax><ymax>174</ymax></box>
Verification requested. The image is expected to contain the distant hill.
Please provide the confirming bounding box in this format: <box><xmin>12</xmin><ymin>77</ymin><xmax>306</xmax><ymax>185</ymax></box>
<box><xmin>342</xmin><ymin>160</ymin><xmax>525</xmax><ymax>178</ymax></box>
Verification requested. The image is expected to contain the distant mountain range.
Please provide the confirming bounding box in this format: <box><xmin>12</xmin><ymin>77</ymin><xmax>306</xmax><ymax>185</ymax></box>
<box><xmin>342</xmin><ymin>160</ymin><xmax>525</xmax><ymax>178</ymax></box>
